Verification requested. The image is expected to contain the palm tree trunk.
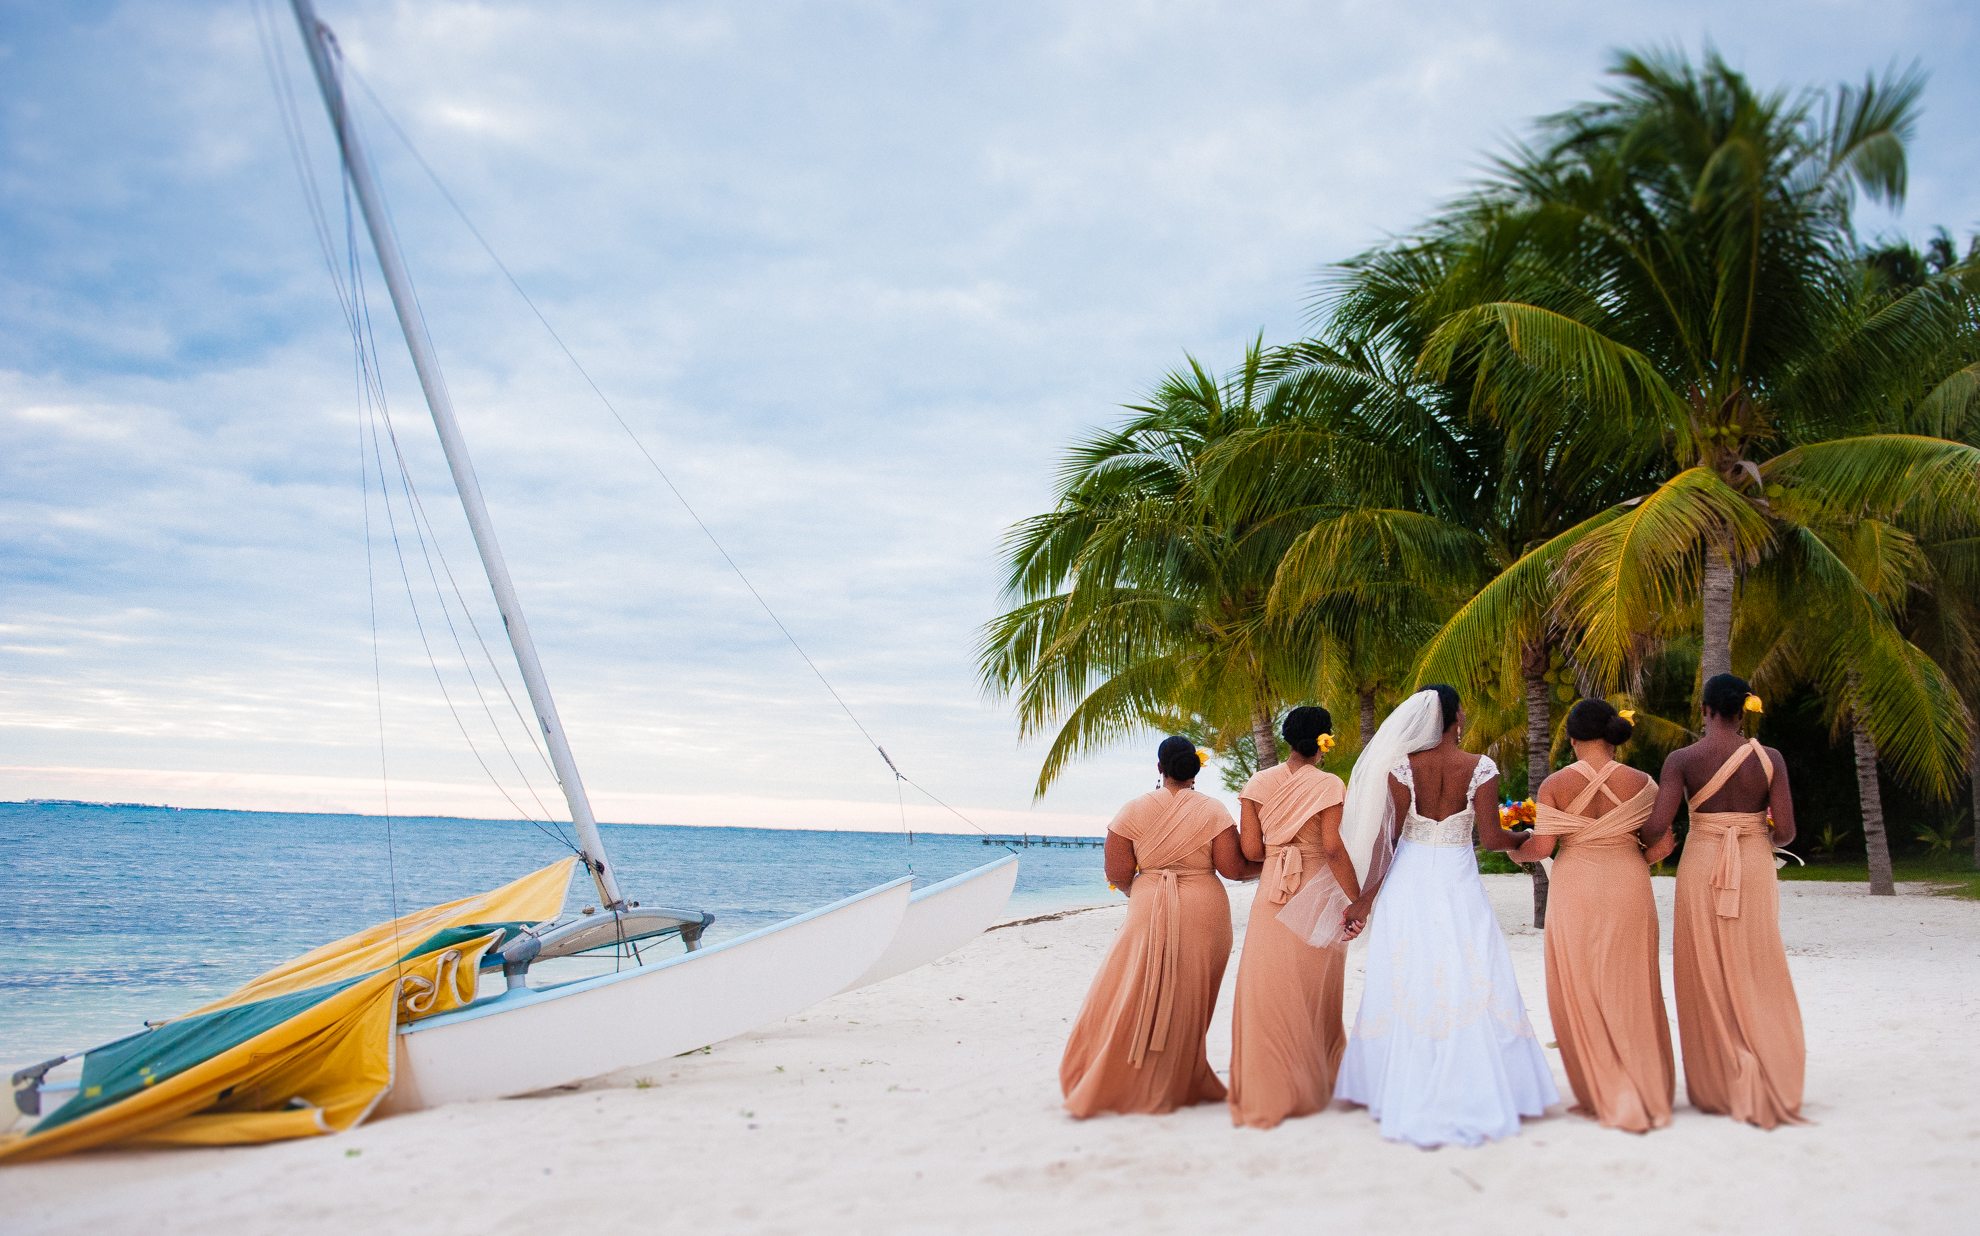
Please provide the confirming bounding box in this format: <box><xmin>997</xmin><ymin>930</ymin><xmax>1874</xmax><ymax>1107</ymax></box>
<box><xmin>1700</xmin><ymin>537</ymin><xmax>1736</xmax><ymax>682</ymax></box>
<box><xmin>1971</xmin><ymin>721</ymin><xmax>1979</xmax><ymax>871</ymax></box>
<box><xmin>1520</xmin><ymin>638</ymin><xmax>1552</xmax><ymax>928</ymax></box>
<box><xmin>1359</xmin><ymin>688</ymin><xmax>1376</xmax><ymax>750</ymax></box>
<box><xmin>1848</xmin><ymin>673</ymin><xmax>1896</xmax><ymax>896</ymax></box>
<box><xmin>1251</xmin><ymin>698</ymin><xmax>1279</xmax><ymax>773</ymax></box>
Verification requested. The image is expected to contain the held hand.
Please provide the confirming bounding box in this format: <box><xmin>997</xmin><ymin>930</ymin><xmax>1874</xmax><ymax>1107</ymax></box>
<box><xmin>1340</xmin><ymin>897</ymin><xmax>1374</xmax><ymax>940</ymax></box>
<box><xmin>1643</xmin><ymin>833</ymin><xmax>1675</xmax><ymax>866</ymax></box>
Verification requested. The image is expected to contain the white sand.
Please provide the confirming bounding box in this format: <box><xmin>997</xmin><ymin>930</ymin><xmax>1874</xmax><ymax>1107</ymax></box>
<box><xmin>5</xmin><ymin>875</ymin><xmax>1975</xmax><ymax>1234</ymax></box>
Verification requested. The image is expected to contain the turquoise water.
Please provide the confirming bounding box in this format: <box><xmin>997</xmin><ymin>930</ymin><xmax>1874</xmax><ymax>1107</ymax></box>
<box><xmin>0</xmin><ymin>802</ymin><xmax>1113</xmax><ymax>1069</ymax></box>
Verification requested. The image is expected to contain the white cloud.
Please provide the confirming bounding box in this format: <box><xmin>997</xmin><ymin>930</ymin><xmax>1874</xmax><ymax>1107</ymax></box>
<box><xmin>2</xmin><ymin>0</ymin><xmax>1974</xmax><ymax>826</ymax></box>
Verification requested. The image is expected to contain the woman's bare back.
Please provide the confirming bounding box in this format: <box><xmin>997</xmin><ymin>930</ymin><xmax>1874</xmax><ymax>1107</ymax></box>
<box><xmin>1405</xmin><ymin>747</ymin><xmax>1485</xmax><ymax>820</ymax></box>
<box><xmin>1673</xmin><ymin>736</ymin><xmax>1779</xmax><ymax>813</ymax></box>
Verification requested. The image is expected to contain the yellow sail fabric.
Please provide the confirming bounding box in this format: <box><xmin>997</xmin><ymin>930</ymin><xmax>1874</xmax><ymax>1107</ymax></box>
<box><xmin>0</xmin><ymin>860</ymin><xmax>574</xmax><ymax>1164</ymax></box>
<box><xmin>188</xmin><ymin>858</ymin><xmax>576</xmax><ymax>1015</ymax></box>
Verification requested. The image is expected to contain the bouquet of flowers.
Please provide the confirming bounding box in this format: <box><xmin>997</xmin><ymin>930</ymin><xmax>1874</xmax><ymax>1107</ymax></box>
<box><xmin>1499</xmin><ymin>799</ymin><xmax>1537</xmax><ymax>829</ymax></box>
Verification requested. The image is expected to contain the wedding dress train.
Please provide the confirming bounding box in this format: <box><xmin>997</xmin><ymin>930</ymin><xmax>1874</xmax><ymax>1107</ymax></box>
<box><xmin>1334</xmin><ymin>755</ymin><xmax>1559</xmax><ymax>1147</ymax></box>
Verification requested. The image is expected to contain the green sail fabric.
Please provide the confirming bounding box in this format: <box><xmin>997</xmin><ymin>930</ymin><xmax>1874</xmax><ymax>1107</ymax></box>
<box><xmin>398</xmin><ymin>922</ymin><xmax>536</xmax><ymax>968</ymax></box>
<box><xmin>35</xmin><ymin>976</ymin><xmax>365</xmax><ymax>1135</ymax></box>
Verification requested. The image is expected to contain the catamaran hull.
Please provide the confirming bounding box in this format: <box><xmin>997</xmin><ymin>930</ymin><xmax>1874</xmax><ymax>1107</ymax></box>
<box><xmin>378</xmin><ymin>876</ymin><xmax>913</xmax><ymax>1112</ymax></box>
<box><xmin>838</xmin><ymin>853</ymin><xmax>1018</xmax><ymax>993</ymax></box>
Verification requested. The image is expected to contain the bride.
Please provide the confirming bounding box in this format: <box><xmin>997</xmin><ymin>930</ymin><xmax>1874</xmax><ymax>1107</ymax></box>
<box><xmin>1280</xmin><ymin>683</ymin><xmax>1557</xmax><ymax>1147</ymax></box>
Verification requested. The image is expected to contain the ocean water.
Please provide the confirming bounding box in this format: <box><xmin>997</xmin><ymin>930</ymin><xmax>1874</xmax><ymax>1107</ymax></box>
<box><xmin>0</xmin><ymin>802</ymin><xmax>1113</xmax><ymax>1069</ymax></box>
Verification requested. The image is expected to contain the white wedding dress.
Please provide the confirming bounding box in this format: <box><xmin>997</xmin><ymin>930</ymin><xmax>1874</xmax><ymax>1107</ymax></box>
<box><xmin>1334</xmin><ymin>754</ymin><xmax>1559</xmax><ymax>1147</ymax></box>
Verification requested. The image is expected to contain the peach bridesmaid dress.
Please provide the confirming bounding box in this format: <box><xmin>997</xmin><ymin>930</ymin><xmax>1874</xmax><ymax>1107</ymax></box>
<box><xmin>1672</xmin><ymin>739</ymin><xmax>1806</xmax><ymax>1128</ymax></box>
<box><xmin>1061</xmin><ymin>786</ymin><xmax>1236</xmax><ymax>1117</ymax></box>
<box><xmin>1533</xmin><ymin>760</ymin><xmax>1674</xmax><ymax>1132</ymax></box>
<box><xmin>1228</xmin><ymin>761</ymin><xmax>1347</xmax><ymax>1128</ymax></box>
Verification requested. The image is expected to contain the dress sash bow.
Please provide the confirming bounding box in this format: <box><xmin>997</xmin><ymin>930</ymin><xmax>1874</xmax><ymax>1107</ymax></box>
<box><xmin>1128</xmin><ymin>865</ymin><xmax>1184</xmax><ymax>1068</ymax></box>
<box><xmin>1686</xmin><ymin>739</ymin><xmax>1774</xmax><ymax>920</ymax></box>
<box><xmin>1114</xmin><ymin>788</ymin><xmax>1226</xmax><ymax>1069</ymax></box>
<box><xmin>1260</xmin><ymin>844</ymin><xmax>1306</xmax><ymax>905</ymax></box>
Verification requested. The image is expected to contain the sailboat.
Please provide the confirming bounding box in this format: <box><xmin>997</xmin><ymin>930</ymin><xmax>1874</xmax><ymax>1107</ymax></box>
<box><xmin>287</xmin><ymin>0</ymin><xmax>1021</xmax><ymax>1113</ymax></box>
<box><xmin>3</xmin><ymin>0</ymin><xmax>1017</xmax><ymax>1151</ymax></box>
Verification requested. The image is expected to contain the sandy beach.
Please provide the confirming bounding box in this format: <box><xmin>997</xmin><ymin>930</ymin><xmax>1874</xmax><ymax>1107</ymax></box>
<box><xmin>4</xmin><ymin>874</ymin><xmax>1974</xmax><ymax>1234</ymax></box>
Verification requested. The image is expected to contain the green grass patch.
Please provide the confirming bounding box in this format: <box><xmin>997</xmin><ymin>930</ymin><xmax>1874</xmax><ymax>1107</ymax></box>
<box><xmin>1778</xmin><ymin>855</ymin><xmax>1980</xmax><ymax>900</ymax></box>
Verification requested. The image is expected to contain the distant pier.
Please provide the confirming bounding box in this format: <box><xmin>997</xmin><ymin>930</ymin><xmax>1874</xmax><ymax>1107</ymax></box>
<box><xmin>980</xmin><ymin>834</ymin><xmax>1104</xmax><ymax>848</ymax></box>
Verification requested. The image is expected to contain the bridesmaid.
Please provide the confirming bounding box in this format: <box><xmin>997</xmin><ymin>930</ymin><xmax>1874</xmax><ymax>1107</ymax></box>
<box><xmin>1061</xmin><ymin>737</ymin><xmax>1260</xmax><ymax>1118</ymax></box>
<box><xmin>1642</xmin><ymin>673</ymin><xmax>1806</xmax><ymax>1129</ymax></box>
<box><xmin>1228</xmin><ymin>706</ymin><xmax>1355</xmax><ymax>1128</ymax></box>
<box><xmin>1508</xmin><ymin>700</ymin><xmax>1674</xmax><ymax>1133</ymax></box>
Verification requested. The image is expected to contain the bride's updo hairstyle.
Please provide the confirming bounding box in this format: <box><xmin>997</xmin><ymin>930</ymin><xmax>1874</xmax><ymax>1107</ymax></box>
<box><xmin>1565</xmin><ymin>698</ymin><xmax>1633</xmax><ymax>746</ymax></box>
<box><xmin>1424</xmin><ymin>683</ymin><xmax>1462</xmax><ymax>732</ymax></box>
<box><xmin>1282</xmin><ymin>706</ymin><xmax>1333</xmax><ymax>758</ymax></box>
<box><xmin>1701</xmin><ymin>673</ymin><xmax>1751</xmax><ymax>721</ymax></box>
<box><xmin>1157</xmin><ymin>735</ymin><xmax>1202</xmax><ymax>782</ymax></box>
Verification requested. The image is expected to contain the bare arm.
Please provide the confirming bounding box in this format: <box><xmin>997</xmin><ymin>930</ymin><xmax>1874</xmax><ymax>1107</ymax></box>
<box><xmin>1104</xmin><ymin>830</ymin><xmax>1136</xmax><ymax>894</ymax></box>
<box><xmin>1340</xmin><ymin>774</ymin><xmax>1409</xmax><ymax>937</ymax></box>
<box><xmin>1213</xmin><ymin>827</ymin><xmax>1263</xmax><ymax>882</ymax></box>
<box><xmin>1314</xmin><ymin>802</ymin><xmax>1359</xmax><ymax>902</ymax></box>
<box><xmin>1507</xmin><ymin>769</ymin><xmax>1557</xmax><ymax>862</ymax></box>
<box><xmin>1765</xmin><ymin>747</ymin><xmax>1796</xmax><ymax>847</ymax></box>
<box><xmin>1508</xmin><ymin>830</ymin><xmax>1557</xmax><ymax>863</ymax></box>
<box><xmin>1473</xmin><ymin>772</ymin><xmax>1518</xmax><ymax>850</ymax></box>
<box><xmin>1239</xmin><ymin>798</ymin><xmax>1265</xmax><ymax>862</ymax></box>
<box><xmin>1642</xmin><ymin>754</ymin><xmax>1689</xmax><ymax>865</ymax></box>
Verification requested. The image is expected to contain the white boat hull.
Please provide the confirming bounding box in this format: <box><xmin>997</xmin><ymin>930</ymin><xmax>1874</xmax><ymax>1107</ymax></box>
<box><xmin>378</xmin><ymin>875</ymin><xmax>913</xmax><ymax>1112</ymax></box>
<box><xmin>839</xmin><ymin>853</ymin><xmax>1018</xmax><ymax>993</ymax></box>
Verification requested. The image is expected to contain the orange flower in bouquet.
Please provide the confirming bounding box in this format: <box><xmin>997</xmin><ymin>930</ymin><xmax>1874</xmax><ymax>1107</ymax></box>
<box><xmin>1498</xmin><ymin>799</ymin><xmax>1537</xmax><ymax>829</ymax></box>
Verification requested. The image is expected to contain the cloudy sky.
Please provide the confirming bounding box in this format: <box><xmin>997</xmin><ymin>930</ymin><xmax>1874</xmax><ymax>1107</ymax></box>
<box><xmin>3</xmin><ymin>0</ymin><xmax>1975</xmax><ymax>832</ymax></box>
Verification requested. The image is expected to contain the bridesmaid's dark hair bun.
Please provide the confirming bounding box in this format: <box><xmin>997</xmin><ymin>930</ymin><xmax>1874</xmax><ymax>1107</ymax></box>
<box><xmin>1157</xmin><ymin>735</ymin><xmax>1201</xmax><ymax>782</ymax></box>
<box><xmin>1281</xmin><ymin>706</ymin><xmax>1332</xmax><ymax>758</ymax></box>
<box><xmin>1701</xmin><ymin>673</ymin><xmax>1750</xmax><ymax>720</ymax></box>
<box><xmin>1565</xmin><ymin>698</ymin><xmax>1633</xmax><ymax>746</ymax></box>
<box><xmin>1424</xmin><ymin>683</ymin><xmax>1461</xmax><ymax>732</ymax></box>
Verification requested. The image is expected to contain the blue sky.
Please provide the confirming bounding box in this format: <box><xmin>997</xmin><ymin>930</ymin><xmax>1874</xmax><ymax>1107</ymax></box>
<box><xmin>3</xmin><ymin>0</ymin><xmax>1975</xmax><ymax>830</ymax></box>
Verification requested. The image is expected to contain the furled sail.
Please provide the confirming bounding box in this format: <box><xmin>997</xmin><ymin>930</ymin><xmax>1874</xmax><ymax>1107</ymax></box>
<box><xmin>1</xmin><ymin>859</ymin><xmax>573</xmax><ymax>1163</ymax></box>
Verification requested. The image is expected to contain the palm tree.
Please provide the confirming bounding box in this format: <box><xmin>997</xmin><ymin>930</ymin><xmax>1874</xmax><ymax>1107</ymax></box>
<box><xmin>1256</xmin><ymin>231</ymin><xmax>1669</xmax><ymax>924</ymax></box>
<box><xmin>978</xmin><ymin>340</ymin><xmax>1415</xmax><ymax>795</ymax></box>
<box><xmin>1408</xmin><ymin>50</ymin><xmax>1980</xmax><ymax>859</ymax></box>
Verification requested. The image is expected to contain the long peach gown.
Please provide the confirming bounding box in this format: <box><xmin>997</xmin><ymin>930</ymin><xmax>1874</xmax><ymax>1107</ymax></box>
<box><xmin>1228</xmin><ymin>762</ymin><xmax>1348</xmax><ymax>1128</ymax></box>
<box><xmin>1061</xmin><ymin>787</ymin><xmax>1236</xmax><ymax>1118</ymax></box>
<box><xmin>1533</xmin><ymin>761</ymin><xmax>1674</xmax><ymax>1133</ymax></box>
<box><xmin>1672</xmin><ymin>739</ymin><xmax>1806</xmax><ymax>1129</ymax></box>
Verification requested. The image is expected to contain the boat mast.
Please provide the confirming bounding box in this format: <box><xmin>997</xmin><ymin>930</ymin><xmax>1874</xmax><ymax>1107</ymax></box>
<box><xmin>289</xmin><ymin>0</ymin><xmax>626</xmax><ymax>910</ymax></box>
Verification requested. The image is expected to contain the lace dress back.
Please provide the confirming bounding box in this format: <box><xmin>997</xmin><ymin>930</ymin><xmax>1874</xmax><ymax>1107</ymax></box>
<box><xmin>1392</xmin><ymin>754</ymin><xmax>1499</xmax><ymax>848</ymax></box>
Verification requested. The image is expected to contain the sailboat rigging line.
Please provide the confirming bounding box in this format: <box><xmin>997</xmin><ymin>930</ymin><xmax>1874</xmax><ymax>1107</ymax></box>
<box><xmin>259</xmin><ymin>0</ymin><xmax>408</xmax><ymax>956</ymax></box>
<box><xmin>346</xmin><ymin>71</ymin><xmax>990</xmax><ymax>838</ymax></box>
<box><xmin>261</xmin><ymin>3</ymin><xmax>576</xmax><ymax>859</ymax></box>
<box><xmin>356</xmin><ymin>270</ymin><xmax>566</xmax><ymax>824</ymax></box>
<box><xmin>357</xmin><ymin>290</ymin><xmax>406</xmax><ymax>968</ymax></box>
<box><xmin>360</xmin><ymin>340</ymin><xmax>581</xmax><ymax>855</ymax></box>
<box><xmin>334</xmin><ymin>109</ymin><xmax>569</xmax><ymax>823</ymax></box>
<box><xmin>338</xmin><ymin>145</ymin><xmax>581</xmax><ymax>856</ymax></box>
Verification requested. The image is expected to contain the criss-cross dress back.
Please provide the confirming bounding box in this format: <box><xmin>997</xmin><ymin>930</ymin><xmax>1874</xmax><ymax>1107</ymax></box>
<box><xmin>1531</xmin><ymin>759</ymin><xmax>1672</xmax><ymax>1132</ymax></box>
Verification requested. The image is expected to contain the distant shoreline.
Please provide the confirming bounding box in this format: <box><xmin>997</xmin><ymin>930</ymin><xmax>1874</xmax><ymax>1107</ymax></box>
<box><xmin>0</xmin><ymin>799</ymin><xmax>1109</xmax><ymax>838</ymax></box>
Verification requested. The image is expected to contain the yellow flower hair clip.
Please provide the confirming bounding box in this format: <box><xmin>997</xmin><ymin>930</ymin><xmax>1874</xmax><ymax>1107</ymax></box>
<box><xmin>1744</xmin><ymin>694</ymin><xmax>1764</xmax><ymax>714</ymax></box>
<box><xmin>1195</xmin><ymin>747</ymin><xmax>1213</xmax><ymax>765</ymax></box>
<box><xmin>1618</xmin><ymin>709</ymin><xmax>1636</xmax><ymax>723</ymax></box>
<box><xmin>1316</xmin><ymin>733</ymin><xmax>1337</xmax><ymax>754</ymax></box>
